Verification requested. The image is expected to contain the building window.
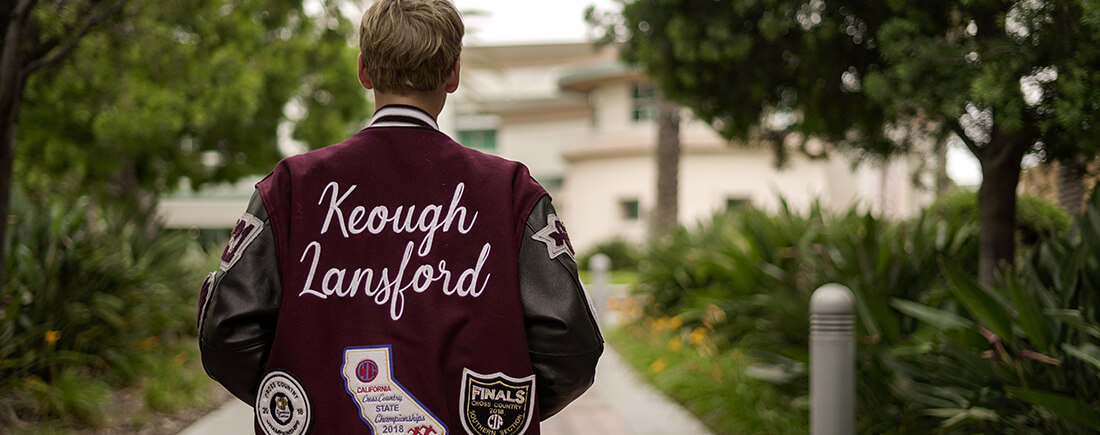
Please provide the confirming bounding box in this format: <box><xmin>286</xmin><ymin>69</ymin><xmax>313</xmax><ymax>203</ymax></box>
<box><xmin>631</xmin><ymin>83</ymin><xmax>657</xmax><ymax>122</ymax></box>
<box><xmin>726</xmin><ymin>197</ymin><xmax>750</xmax><ymax>211</ymax></box>
<box><xmin>620</xmin><ymin>198</ymin><xmax>640</xmax><ymax>221</ymax></box>
<box><xmin>458</xmin><ymin>129</ymin><xmax>497</xmax><ymax>153</ymax></box>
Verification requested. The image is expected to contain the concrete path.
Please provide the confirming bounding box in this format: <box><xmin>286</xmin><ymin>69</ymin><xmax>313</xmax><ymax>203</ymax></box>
<box><xmin>541</xmin><ymin>346</ymin><xmax>713</xmax><ymax>435</ymax></box>
<box><xmin>179</xmin><ymin>345</ymin><xmax>712</xmax><ymax>435</ymax></box>
<box><xmin>179</xmin><ymin>398</ymin><xmax>252</xmax><ymax>435</ymax></box>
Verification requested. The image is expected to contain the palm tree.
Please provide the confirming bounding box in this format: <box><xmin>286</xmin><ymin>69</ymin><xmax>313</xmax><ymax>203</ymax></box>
<box><xmin>652</xmin><ymin>93</ymin><xmax>680</xmax><ymax>234</ymax></box>
<box><xmin>1056</xmin><ymin>160</ymin><xmax>1084</xmax><ymax>215</ymax></box>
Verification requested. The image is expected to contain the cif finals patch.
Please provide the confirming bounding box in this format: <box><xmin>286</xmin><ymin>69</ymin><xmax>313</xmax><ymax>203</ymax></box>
<box><xmin>256</xmin><ymin>370</ymin><xmax>312</xmax><ymax>435</ymax></box>
<box><xmin>460</xmin><ymin>369</ymin><xmax>536</xmax><ymax>435</ymax></box>
<box><xmin>342</xmin><ymin>345</ymin><xmax>447</xmax><ymax>435</ymax></box>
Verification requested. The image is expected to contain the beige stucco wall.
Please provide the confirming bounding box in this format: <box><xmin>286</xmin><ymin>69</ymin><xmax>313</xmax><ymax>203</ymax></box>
<box><xmin>497</xmin><ymin>117</ymin><xmax>588</xmax><ymax>188</ymax></box>
<box><xmin>561</xmin><ymin>153</ymin><xmax>653</xmax><ymax>253</ymax></box>
<box><xmin>590</xmin><ymin>82</ymin><xmax>635</xmax><ymax>134</ymax></box>
<box><xmin>561</xmin><ymin>142</ymin><xmax>921</xmax><ymax>255</ymax></box>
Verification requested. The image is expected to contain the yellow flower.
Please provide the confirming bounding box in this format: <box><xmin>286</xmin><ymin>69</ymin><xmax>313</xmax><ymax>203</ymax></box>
<box><xmin>703</xmin><ymin>304</ymin><xmax>726</xmax><ymax>328</ymax></box>
<box><xmin>624</xmin><ymin>304</ymin><xmax>643</xmax><ymax>323</ymax></box>
<box><xmin>669</xmin><ymin>315</ymin><xmax>683</xmax><ymax>330</ymax></box>
<box><xmin>711</xmin><ymin>365</ymin><xmax>725</xmax><ymax>381</ymax></box>
<box><xmin>44</xmin><ymin>330</ymin><xmax>60</xmax><ymax>346</ymax></box>
<box><xmin>649</xmin><ymin>359</ymin><xmax>667</xmax><ymax>374</ymax></box>
<box><xmin>139</xmin><ymin>336</ymin><xmax>158</xmax><ymax>350</ymax></box>
<box><xmin>689</xmin><ymin>328</ymin><xmax>708</xmax><ymax>346</ymax></box>
<box><xmin>667</xmin><ymin>337</ymin><xmax>683</xmax><ymax>351</ymax></box>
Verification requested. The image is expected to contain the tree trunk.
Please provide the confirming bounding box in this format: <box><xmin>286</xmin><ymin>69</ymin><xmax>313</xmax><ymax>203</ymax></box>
<box><xmin>0</xmin><ymin>89</ymin><xmax>18</xmax><ymax>289</ymax></box>
<box><xmin>1056</xmin><ymin>160</ymin><xmax>1083</xmax><ymax>215</ymax></box>
<box><xmin>976</xmin><ymin>136</ymin><xmax>1028</xmax><ymax>286</ymax></box>
<box><xmin>109</xmin><ymin>158</ymin><xmax>160</xmax><ymax>239</ymax></box>
<box><xmin>0</xmin><ymin>6</ymin><xmax>29</xmax><ymax>289</ymax></box>
<box><xmin>935</xmin><ymin>139</ymin><xmax>950</xmax><ymax>197</ymax></box>
<box><xmin>653</xmin><ymin>95</ymin><xmax>680</xmax><ymax>235</ymax></box>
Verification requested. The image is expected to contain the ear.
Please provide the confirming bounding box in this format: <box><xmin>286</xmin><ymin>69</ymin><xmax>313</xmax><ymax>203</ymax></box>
<box><xmin>444</xmin><ymin>58</ymin><xmax>461</xmax><ymax>93</ymax></box>
<box><xmin>358</xmin><ymin>53</ymin><xmax>374</xmax><ymax>90</ymax></box>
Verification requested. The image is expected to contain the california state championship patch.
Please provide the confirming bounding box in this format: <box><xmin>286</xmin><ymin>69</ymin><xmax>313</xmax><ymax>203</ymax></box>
<box><xmin>255</xmin><ymin>370</ymin><xmax>312</xmax><ymax>435</ymax></box>
<box><xmin>459</xmin><ymin>369</ymin><xmax>535</xmax><ymax>435</ymax></box>
<box><xmin>341</xmin><ymin>346</ymin><xmax>447</xmax><ymax>435</ymax></box>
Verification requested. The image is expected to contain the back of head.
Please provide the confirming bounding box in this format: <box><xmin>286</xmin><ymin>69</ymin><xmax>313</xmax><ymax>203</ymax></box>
<box><xmin>359</xmin><ymin>0</ymin><xmax>464</xmax><ymax>94</ymax></box>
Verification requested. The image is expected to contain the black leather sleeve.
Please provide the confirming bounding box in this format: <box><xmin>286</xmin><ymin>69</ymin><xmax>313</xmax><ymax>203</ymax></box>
<box><xmin>520</xmin><ymin>196</ymin><xmax>604</xmax><ymax>420</ymax></box>
<box><xmin>197</xmin><ymin>190</ymin><xmax>282</xmax><ymax>405</ymax></box>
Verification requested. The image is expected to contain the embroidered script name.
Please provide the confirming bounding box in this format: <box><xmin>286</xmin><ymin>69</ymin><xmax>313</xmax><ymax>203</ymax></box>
<box><xmin>298</xmin><ymin>182</ymin><xmax>491</xmax><ymax>320</ymax></box>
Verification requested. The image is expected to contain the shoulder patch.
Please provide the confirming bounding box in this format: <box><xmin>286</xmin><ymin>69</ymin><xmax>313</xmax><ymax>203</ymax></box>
<box><xmin>342</xmin><ymin>346</ymin><xmax>447</xmax><ymax>435</ymax></box>
<box><xmin>197</xmin><ymin>271</ymin><xmax>216</xmax><ymax>327</ymax></box>
<box><xmin>256</xmin><ymin>370</ymin><xmax>312</xmax><ymax>435</ymax></box>
<box><xmin>221</xmin><ymin>211</ymin><xmax>264</xmax><ymax>271</ymax></box>
<box><xmin>460</xmin><ymin>369</ymin><xmax>536</xmax><ymax>435</ymax></box>
<box><xmin>531</xmin><ymin>213</ymin><xmax>575</xmax><ymax>260</ymax></box>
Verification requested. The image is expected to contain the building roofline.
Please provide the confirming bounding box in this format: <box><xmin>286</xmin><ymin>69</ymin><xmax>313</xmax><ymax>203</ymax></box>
<box><xmin>455</xmin><ymin>95</ymin><xmax>588</xmax><ymax>115</ymax></box>
<box><xmin>462</xmin><ymin>41</ymin><xmax>604</xmax><ymax>65</ymax></box>
<box><xmin>557</xmin><ymin>61</ymin><xmax>647</xmax><ymax>92</ymax></box>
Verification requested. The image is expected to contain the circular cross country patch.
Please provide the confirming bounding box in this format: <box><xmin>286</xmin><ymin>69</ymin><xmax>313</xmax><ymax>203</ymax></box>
<box><xmin>256</xmin><ymin>370</ymin><xmax>312</xmax><ymax>435</ymax></box>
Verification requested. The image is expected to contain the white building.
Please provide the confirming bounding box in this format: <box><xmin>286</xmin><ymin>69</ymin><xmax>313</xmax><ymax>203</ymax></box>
<box><xmin>441</xmin><ymin>42</ymin><xmax>929</xmax><ymax>254</ymax></box>
<box><xmin>163</xmin><ymin>41</ymin><xmax>931</xmax><ymax>254</ymax></box>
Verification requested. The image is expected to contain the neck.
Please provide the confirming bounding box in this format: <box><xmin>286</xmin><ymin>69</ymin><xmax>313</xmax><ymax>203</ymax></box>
<box><xmin>373</xmin><ymin>90</ymin><xmax>447</xmax><ymax>119</ymax></box>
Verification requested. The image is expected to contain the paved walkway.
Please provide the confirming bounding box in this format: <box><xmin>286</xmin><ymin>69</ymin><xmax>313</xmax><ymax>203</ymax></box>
<box><xmin>182</xmin><ymin>284</ymin><xmax>713</xmax><ymax>434</ymax></box>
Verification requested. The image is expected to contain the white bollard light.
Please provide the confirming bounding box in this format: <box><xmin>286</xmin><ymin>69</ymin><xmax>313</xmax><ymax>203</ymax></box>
<box><xmin>810</xmin><ymin>283</ymin><xmax>856</xmax><ymax>435</ymax></box>
<box><xmin>589</xmin><ymin>253</ymin><xmax>611</xmax><ymax>324</ymax></box>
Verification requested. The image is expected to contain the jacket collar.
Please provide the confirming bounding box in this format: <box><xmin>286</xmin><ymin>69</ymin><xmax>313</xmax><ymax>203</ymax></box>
<box><xmin>366</xmin><ymin>105</ymin><xmax>440</xmax><ymax>131</ymax></box>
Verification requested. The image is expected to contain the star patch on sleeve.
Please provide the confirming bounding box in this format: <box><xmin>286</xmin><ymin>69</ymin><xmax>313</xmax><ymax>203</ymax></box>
<box><xmin>532</xmin><ymin>213</ymin><xmax>575</xmax><ymax>260</ymax></box>
<box><xmin>220</xmin><ymin>212</ymin><xmax>263</xmax><ymax>272</ymax></box>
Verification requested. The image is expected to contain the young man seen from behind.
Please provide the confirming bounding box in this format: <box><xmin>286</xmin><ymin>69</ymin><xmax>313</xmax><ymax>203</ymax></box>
<box><xmin>196</xmin><ymin>0</ymin><xmax>604</xmax><ymax>433</ymax></box>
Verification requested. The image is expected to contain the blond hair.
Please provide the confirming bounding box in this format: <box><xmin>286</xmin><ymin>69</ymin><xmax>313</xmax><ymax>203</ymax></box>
<box><xmin>359</xmin><ymin>0</ymin><xmax>464</xmax><ymax>93</ymax></box>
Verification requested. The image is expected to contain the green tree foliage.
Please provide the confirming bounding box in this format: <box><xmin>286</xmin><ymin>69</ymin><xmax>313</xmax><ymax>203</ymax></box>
<box><xmin>2</xmin><ymin>0</ymin><xmax>132</xmax><ymax>288</ymax></box>
<box><xmin>1</xmin><ymin>0</ymin><xmax>369</xmax><ymax>288</ymax></box>
<box><xmin>589</xmin><ymin>0</ymin><xmax>1100</xmax><ymax>284</ymax></box>
<box><xmin>17</xmin><ymin>0</ymin><xmax>369</xmax><ymax>204</ymax></box>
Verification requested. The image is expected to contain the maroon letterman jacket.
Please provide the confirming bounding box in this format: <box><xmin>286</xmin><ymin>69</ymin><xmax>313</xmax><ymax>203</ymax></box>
<box><xmin>198</xmin><ymin>105</ymin><xmax>603</xmax><ymax>435</ymax></box>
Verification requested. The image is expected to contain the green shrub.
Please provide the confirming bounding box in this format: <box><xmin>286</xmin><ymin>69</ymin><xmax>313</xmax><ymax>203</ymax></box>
<box><xmin>0</xmin><ymin>188</ymin><xmax>212</xmax><ymax>425</ymax></box>
<box><xmin>142</xmin><ymin>345</ymin><xmax>210</xmax><ymax>413</ymax></box>
<box><xmin>1017</xmin><ymin>194</ymin><xmax>1073</xmax><ymax>244</ymax></box>
<box><xmin>628</xmin><ymin>188</ymin><xmax>1100</xmax><ymax>433</ymax></box>
<box><xmin>636</xmin><ymin>202</ymin><xmax>817</xmax><ymax>355</ymax></box>
<box><xmin>635</xmin><ymin>199</ymin><xmax>978</xmax><ymax>354</ymax></box>
<box><xmin>1</xmin><ymin>192</ymin><xmax>141</xmax><ymax>383</ymax></box>
<box><xmin>577</xmin><ymin>237</ymin><xmax>642</xmax><ymax>271</ymax></box>
<box><xmin>632</xmin><ymin>198</ymin><xmax>981</xmax><ymax>432</ymax></box>
<box><xmin>929</xmin><ymin>190</ymin><xmax>1071</xmax><ymax>245</ymax></box>
<box><xmin>19</xmin><ymin>369</ymin><xmax>111</xmax><ymax>428</ymax></box>
<box><xmin>884</xmin><ymin>188</ymin><xmax>1100</xmax><ymax>433</ymax></box>
<box><xmin>609</xmin><ymin>325</ymin><xmax>809</xmax><ymax>434</ymax></box>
